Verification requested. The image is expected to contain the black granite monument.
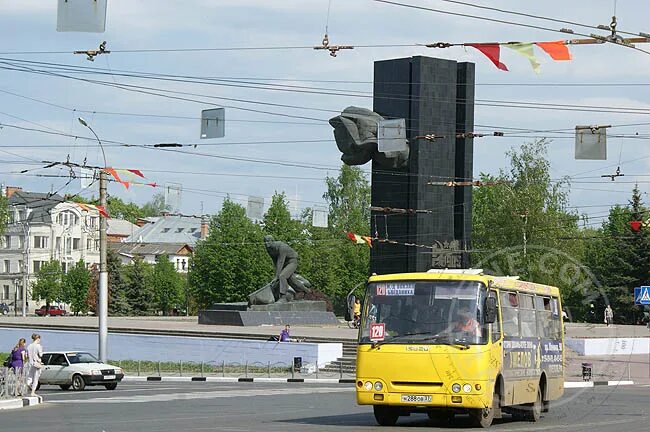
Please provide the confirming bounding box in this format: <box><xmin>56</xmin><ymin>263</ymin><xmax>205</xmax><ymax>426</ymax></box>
<box><xmin>370</xmin><ymin>56</ymin><xmax>475</xmax><ymax>273</ymax></box>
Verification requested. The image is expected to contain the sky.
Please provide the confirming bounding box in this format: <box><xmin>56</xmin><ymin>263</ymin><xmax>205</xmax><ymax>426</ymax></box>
<box><xmin>1</xmin><ymin>0</ymin><xmax>650</xmax><ymax>226</ymax></box>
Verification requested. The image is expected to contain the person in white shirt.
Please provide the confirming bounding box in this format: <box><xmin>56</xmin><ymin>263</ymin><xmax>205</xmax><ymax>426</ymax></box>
<box><xmin>26</xmin><ymin>333</ymin><xmax>43</xmax><ymax>397</ymax></box>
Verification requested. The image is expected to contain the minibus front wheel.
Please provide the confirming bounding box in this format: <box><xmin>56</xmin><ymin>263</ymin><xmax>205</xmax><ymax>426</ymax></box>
<box><xmin>373</xmin><ymin>405</ymin><xmax>399</xmax><ymax>426</ymax></box>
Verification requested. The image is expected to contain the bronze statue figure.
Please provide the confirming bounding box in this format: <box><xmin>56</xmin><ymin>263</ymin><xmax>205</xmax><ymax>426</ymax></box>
<box><xmin>248</xmin><ymin>236</ymin><xmax>312</xmax><ymax>305</ymax></box>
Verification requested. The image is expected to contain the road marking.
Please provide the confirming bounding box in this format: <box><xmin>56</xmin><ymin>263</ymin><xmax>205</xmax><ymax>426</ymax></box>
<box><xmin>49</xmin><ymin>386</ymin><xmax>351</xmax><ymax>404</ymax></box>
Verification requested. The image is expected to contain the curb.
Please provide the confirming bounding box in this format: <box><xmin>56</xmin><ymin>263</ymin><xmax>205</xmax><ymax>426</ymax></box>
<box><xmin>123</xmin><ymin>376</ymin><xmax>634</xmax><ymax>388</ymax></box>
<box><xmin>0</xmin><ymin>396</ymin><xmax>42</xmax><ymax>411</ymax></box>
<box><xmin>564</xmin><ymin>380</ymin><xmax>635</xmax><ymax>388</ymax></box>
<box><xmin>123</xmin><ymin>376</ymin><xmax>356</xmax><ymax>384</ymax></box>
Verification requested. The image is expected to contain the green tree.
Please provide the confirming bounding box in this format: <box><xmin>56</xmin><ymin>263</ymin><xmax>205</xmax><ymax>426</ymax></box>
<box><xmin>263</xmin><ymin>192</ymin><xmax>303</xmax><ymax>243</ymax></box>
<box><xmin>583</xmin><ymin>186</ymin><xmax>650</xmax><ymax>324</ymax></box>
<box><xmin>141</xmin><ymin>192</ymin><xmax>171</xmax><ymax>217</ymax></box>
<box><xmin>123</xmin><ymin>257</ymin><xmax>154</xmax><ymax>315</ymax></box>
<box><xmin>324</xmin><ymin>165</ymin><xmax>371</xmax><ymax>233</ymax></box>
<box><xmin>472</xmin><ymin>140</ymin><xmax>585</xmax><ymax>306</ymax></box>
<box><xmin>0</xmin><ymin>194</ymin><xmax>9</xmax><ymax>237</ymax></box>
<box><xmin>189</xmin><ymin>199</ymin><xmax>272</xmax><ymax>307</ymax></box>
<box><xmin>63</xmin><ymin>260</ymin><xmax>91</xmax><ymax>315</ymax></box>
<box><xmin>107</xmin><ymin>248</ymin><xmax>131</xmax><ymax>315</ymax></box>
<box><xmin>31</xmin><ymin>260</ymin><xmax>63</xmax><ymax>309</ymax></box>
<box><xmin>303</xmin><ymin>165</ymin><xmax>372</xmax><ymax>312</ymax></box>
<box><xmin>147</xmin><ymin>254</ymin><xmax>184</xmax><ymax>315</ymax></box>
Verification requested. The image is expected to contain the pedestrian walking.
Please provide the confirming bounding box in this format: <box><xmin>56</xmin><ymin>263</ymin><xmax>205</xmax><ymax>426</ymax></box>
<box><xmin>26</xmin><ymin>333</ymin><xmax>43</xmax><ymax>397</ymax></box>
<box><xmin>10</xmin><ymin>338</ymin><xmax>27</xmax><ymax>372</ymax></box>
<box><xmin>604</xmin><ymin>305</ymin><xmax>614</xmax><ymax>327</ymax></box>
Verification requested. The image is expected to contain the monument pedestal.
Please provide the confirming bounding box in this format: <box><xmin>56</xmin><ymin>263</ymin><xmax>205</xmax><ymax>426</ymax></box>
<box><xmin>198</xmin><ymin>301</ymin><xmax>338</xmax><ymax>326</ymax></box>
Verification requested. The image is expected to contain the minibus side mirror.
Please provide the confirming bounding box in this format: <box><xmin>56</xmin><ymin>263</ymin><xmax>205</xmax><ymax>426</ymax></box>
<box><xmin>485</xmin><ymin>297</ymin><xmax>498</xmax><ymax>324</ymax></box>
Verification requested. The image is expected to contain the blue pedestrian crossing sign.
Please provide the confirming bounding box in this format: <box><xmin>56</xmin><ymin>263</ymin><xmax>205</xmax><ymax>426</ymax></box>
<box><xmin>634</xmin><ymin>286</ymin><xmax>650</xmax><ymax>305</ymax></box>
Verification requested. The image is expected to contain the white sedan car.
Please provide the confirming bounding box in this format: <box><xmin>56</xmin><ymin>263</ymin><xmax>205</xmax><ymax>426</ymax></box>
<box><xmin>39</xmin><ymin>351</ymin><xmax>124</xmax><ymax>391</ymax></box>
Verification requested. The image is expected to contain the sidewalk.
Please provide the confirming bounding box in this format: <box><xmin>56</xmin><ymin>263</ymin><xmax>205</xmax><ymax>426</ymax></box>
<box><xmin>0</xmin><ymin>316</ymin><xmax>358</xmax><ymax>341</ymax></box>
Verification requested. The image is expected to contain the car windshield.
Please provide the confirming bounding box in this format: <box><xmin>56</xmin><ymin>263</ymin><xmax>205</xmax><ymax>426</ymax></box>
<box><xmin>359</xmin><ymin>280</ymin><xmax>488</xmax><ymax>345</ymax></box>
<box><xmin>67</xmin><ymin>352</ymin><xmax>99</xmax><ymax>363</ymax></box>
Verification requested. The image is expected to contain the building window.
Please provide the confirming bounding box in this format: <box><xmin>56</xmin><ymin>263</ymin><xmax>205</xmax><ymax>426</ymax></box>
<box><xmin>33</xmin><ymin>261</ymin><xmax>46</xmax><ymax>273</ymax></box>
<box><xmin>176</xmin><ymin>228</ymin><xmax>184</xmax><ymax>233</ymax></box>
<box><xmin>3</xmin><ymin>260</ymin><xmax>9</xmax><ymax>273</ymax></box>
<box><xmin>4</xmin><ymin>236</ymin><xmax>11</xmax><ymax>249</ymax></box>
<box><xmin>17</xmin><ymin>210</ymin><xmax>26</xmax><ymax>222</ymax></box>
<box><xmin>33</xmin><ymin>236</ymin><xmax>49</xmax><ymax>249</ymax></box>
<box><xmin>18</xmin><ymin>260</ymin><xmax>23</xmax><ymax>272</ymax></box>
<box><xmin>61</xmin><ymin>262</ymin><xmax>68</xmax><ymax>273</ymax></box>
<box><xmin>182</xmin><ymin>259</ymin><xmax>187</xmax><ymax>270</ymax></box>
<box><xmin>57</xmin><ymin>211</ymin><xmax>79</xmax><ymax>227</ymax></box>
<box><xmin>72</xmin><ymin>238</ymin><xmax>81</xmax><ymax>250</ymax></box>
<box><xmin>162</xmin><ymin>228</ymin><xmax>170</xmax><ymax>233</ymax></box>
<box><xmin>2</xmin><ymin>285</ymin><xmax>9</xmax><ymax>300</ymax></box>
<box><xmin>18</xmin><ymin>236</ymin><xmax>24</xmax><ymax>249</ymax></box>
<box><xmin>94</xmin><ymin>239</ymin><xmax>100</xmax><ymax>250</ymax></box>
<box><xmin>86</xmin><ymin>239</ymin><xmax>93</xmax><ymax>251</ymax></box>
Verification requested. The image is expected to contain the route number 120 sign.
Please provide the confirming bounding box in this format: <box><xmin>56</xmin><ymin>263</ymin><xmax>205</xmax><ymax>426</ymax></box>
<box><xmin>370</xmin><ymin>323</ymin><xmax>385</xmax><ymax>341</ymax></box>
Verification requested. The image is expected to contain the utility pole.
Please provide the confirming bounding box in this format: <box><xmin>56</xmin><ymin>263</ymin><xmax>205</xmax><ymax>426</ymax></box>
<box><xmin>98</xmin><ymin>169</ymin><xmax>108</xmax><ymax>362</ymax></box>
<box><xmin>79</xmin><ymin>117</ymin><xmax>108</xmax><ymax>363</ymax></box>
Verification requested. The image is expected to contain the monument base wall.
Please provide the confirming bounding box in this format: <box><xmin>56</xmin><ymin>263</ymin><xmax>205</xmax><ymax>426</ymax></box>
<box><xmin>199</xmin><ymin>308</ymin><xmax>338</xmax><ymax>326</ymax></box>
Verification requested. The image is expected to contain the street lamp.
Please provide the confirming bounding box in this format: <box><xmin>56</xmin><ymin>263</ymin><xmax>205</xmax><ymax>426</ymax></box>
<box><xmin>78</xmin><ymin>117</ymin><xmax>109</xmax><ymax>363</ymax></box>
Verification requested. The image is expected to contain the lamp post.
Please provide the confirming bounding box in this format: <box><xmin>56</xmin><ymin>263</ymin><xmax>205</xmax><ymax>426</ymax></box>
<box><xmin>13</xmin><ymin>278</ymin><xmax>19</xmax><ymax>317</ymax></box>
<box><xmin>78</xmin><ymin>117</ymin><xmax>108</xmax><ymax>363</ymax></box>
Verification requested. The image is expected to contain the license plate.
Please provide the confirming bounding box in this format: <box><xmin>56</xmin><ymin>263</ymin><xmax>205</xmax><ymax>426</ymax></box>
<box><xmin>103</xmin><ymin>375</ymin><xmax>115</xmax><ymax>380</ymax></box>
<box><xmin>401</xmin><ymin>395</ymin><xmax>432</xmax><ymax>403</ymax></box>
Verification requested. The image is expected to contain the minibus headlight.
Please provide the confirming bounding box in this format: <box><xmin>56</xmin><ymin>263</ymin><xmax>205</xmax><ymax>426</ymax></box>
<box><xmin>463</xmin><ymin>384</ymin><xmax>472</xmax><ymax>393</ymax></box>
<box><xmin>451</xmin><ymin>383</ymin><xmax>461</xmax><ymax>393</ymax></box>
<box><xmin>374</xmin><ymin>381</ymin><xmax>383</xmax><ymax>391</ymax></box>
<box><xmin>364</xmin><ymin>381</ymin><xmax>373</xmax><ymax>391</ymax></box>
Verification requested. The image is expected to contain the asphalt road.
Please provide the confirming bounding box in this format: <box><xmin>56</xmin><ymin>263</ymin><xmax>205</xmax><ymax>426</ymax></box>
<box><xmin>3</xmin><ymin>382</ymin><xmax>649</xmax><ymax>432</ymax></box>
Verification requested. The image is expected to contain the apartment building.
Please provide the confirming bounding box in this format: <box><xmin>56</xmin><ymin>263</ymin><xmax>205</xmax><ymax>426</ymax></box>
<box><xmin>0</xmin><ymin>191</ymin><xmax>100</xmax><ymax>312</ymax></box>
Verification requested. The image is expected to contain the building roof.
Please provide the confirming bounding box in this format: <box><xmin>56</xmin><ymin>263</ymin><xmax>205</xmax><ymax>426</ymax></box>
<box><xmin>107</xmin><ymin>219</ymin><xmax>139</xmax><ymax>237</ymax></box>
<box><xmin>111</xmin><ymin>242</ymin><xmax>192</xmax><ymax>257</ymax></box>
<box><xmin>8</xmin><ymin>191</ymin><xmax>65</xmax><ymax>224</ymax></box>
<box><xmin>124</xmin><ymin>215</ymin><xmax>202</xmax><ymax>246</ymax></box>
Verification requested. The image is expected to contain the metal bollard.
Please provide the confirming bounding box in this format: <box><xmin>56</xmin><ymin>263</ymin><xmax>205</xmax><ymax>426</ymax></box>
<box><xmin>157</xmin><ymin>361</ymin><xmax>161</xmax><ymax>377</ymax></box>
<box><xmin>339</xmin><ymin>361</ymin><xmax>343</xmax><ymax>379</ymax></box>
<box><xmin>291</xmin><ymin>360</ymin><xmax>295</xmax><ymax>379</ymax></box>
<box><xmin>245</xmin><ymin>361</ymin><xmax>249</xmax><ymax>378</ymax></box>
<box><xmin>180</xmin><ymin>360</ymin><xmax>183</xmax><ymax>377</ymax></box>
<box><xmin>137</xmin><ymin>360</ymin><xmax>141</xmax><ymax>377</ymax></box>
<box><xmin>267</xmin><ymin>362</ymin><xmax>271</xmax><ymax>378</ymax></box>
<box><xmin>201</xmin><ymin>361</ymin><xmax>204</xmax><ymax>377</ymax></box>
<box><xmin>222</xmin><ymin>360</ymin><xmax>225</xmax><ymax>377</ymax></box>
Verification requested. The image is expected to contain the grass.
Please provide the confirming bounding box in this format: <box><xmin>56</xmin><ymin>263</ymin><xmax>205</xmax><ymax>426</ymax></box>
<box><xmin>1</xmin><ymin>353</ymin><xmax>293</xmax><ymax>376</ymax></box>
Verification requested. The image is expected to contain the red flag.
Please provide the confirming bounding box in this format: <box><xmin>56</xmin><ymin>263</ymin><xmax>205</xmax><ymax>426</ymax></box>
<box><xmin>126</xmin><ymin>169</ymin><xmax>145</xmax><ymax>178</ymax></box>
<box><xmin>629</xmin><ymin>221</ymin><xmax>642</xmax><ymax>232</ymax></box>
<box><xmin>535</xmin><ymin>41</ymin><xmax>572</xmax><ymax>60</ymax></box>
<box><xmin>103</xmin><ymin>168</ymin><xmax>130</xmax><ymax>189</ymax></box>
<box><xmin>468</xmin><ymin>44</ymin><xmax>508</xmax><ymax>71</ymax></box>
<box><xmin>96</xmin><ymin>205</ymin><xmax>110</xmax><ymax>218</ymax></box>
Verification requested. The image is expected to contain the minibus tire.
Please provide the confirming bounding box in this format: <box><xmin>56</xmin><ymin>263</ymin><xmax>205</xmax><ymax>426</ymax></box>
<box><xmin>525</xmin><ymin>386</ymin><xmax>542</xmax><ymax>422</ymax></box>
<box><xmin>471</xmin><ymin>391</ymin><xmax>498</xmax><ymax>428</ymax></box>
<box><xmin>373</xmin><ymin>405</ymin><xmax>399</xmax><ymax>426</ymax></box>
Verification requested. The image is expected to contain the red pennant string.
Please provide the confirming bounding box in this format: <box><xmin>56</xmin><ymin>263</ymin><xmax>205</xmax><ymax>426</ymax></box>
<box><xmin>467</xmin><ymin>44</ymin><xmax>508</xmax><ymax>71</ymax></box>
<box><xmin>535</xmin><ymin>41</ymin><xmax>572</xmax><ymax>60</ymax></box>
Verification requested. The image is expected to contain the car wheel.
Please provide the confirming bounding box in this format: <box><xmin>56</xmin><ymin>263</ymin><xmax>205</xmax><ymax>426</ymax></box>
<box><xmin>105</xmin><ymin>383</ymin><xmax>118</xmax><ymax>390</ymax></box>
<box><xmin>71</xmin><ymin>374</ymin><xmax>86</xmax><ymax>391</ymax></box>
<box><xmin>59</xmin><ymin>384</ymin><xmax>71</xmax><ymax>391</ymax></box>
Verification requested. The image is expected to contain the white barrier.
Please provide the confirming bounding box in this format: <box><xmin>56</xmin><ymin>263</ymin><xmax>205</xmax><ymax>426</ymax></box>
<box><xmin>566</xmin><ymin>337</ymin><xmax>650</xmax><ymax>355</ymax></box>
<box><xmin>0</xmin><ymin>327</ymin><xmax>342</xmax><ymax>368</ymax></box>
